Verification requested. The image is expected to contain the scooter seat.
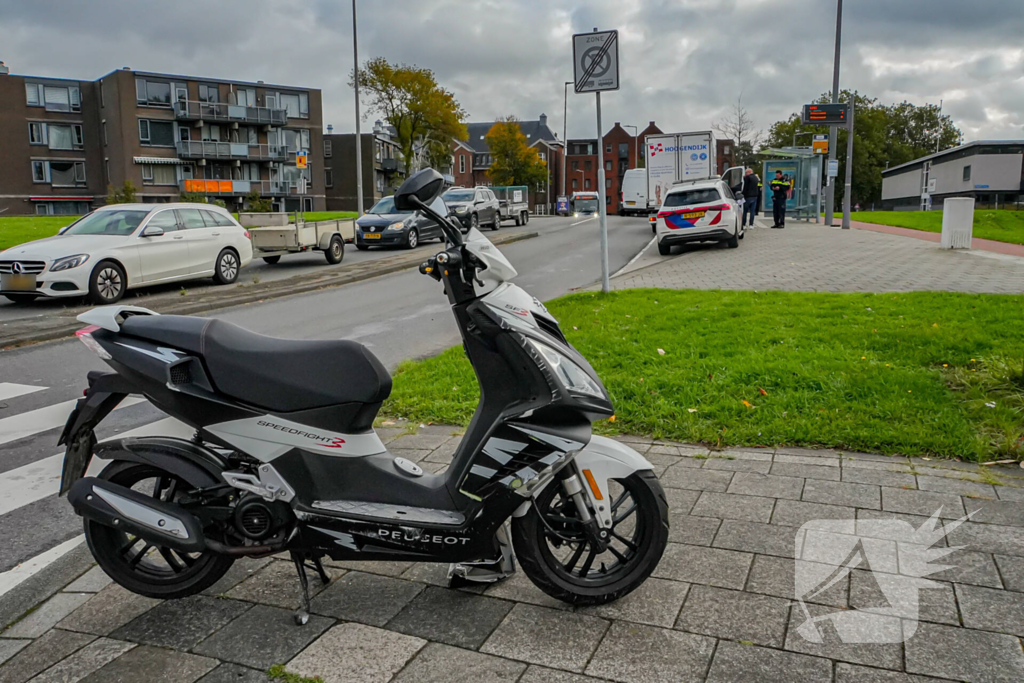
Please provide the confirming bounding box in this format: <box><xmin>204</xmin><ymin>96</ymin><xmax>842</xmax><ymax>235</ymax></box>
<box><xmin>120</xmin><ymin>315</ymin><xmax>392</xmax><ymax>413</ymax></box>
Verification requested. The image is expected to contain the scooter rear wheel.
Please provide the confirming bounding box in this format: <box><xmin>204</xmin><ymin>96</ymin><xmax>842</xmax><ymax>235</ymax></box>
<box><xmin>511</xmin><ymin>470</ymin><xmax>668</xmax><ymax>606</ymax></box>
<box><xmin>84</xmin><ymin>461</ymin><xmax>234</xmax><ymax>599</ymax></box>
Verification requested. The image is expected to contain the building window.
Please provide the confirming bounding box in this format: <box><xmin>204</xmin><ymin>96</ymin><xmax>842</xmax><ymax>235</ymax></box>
<box><xmin>103</xmin><ymin>122</ymin><xmax>108</xmax><ymax>146</ymax></box>
<box><xmin>34</xmin><ymin>160</ymin><xmax>86</xmax><ymax>186</ymax></box>
<box><xmin>198</xmin><ymin>84</ymin><xmax>219</xmax><ymax>103</ymax></box>
<box><xmin>606</xmin><ymin>194</ymin><xmax>611</xmax><ymax>205</ymax></box>
<box><xmin>605</xmin><ymin>160</ymin><xmax>612</xmax><ymax>171</ymax></box>
<box><xmin>139</xmin><ymin>120</ymin><xmax>174</xmax><ymax>146</ymax></box>
<box><xmin>605</xmin><ymin>144</ymin><xmax>612</xmax><ymax>154</ymax></box>
<box><xmin>277</xmin><ymin>92</ymin><xmax>309</xmax><ymax>119</ymax></box>
<box><xmin>42</xmin><ymin>124</ymin><xmax>84</xmax><ymax>150</ymax></box>
<box><xmin>141</xmin><ymin>164</ymin><xmax>176</xmax><ymax>185</ymax></box>
<box><xmin>963</xmin><ymin>165</ymin><xmax>971</xmax><ymax>182</ymax></box>
<box><xmin>324</xmin><ymin>169</ymin><xmax>333</xmax><ymax>187</ymax></box>
<box><xmin>28</xmin><ymin>122</ymin><xmax>45</xmax><ymax>144</ymax></box>
<box><xmin>135</xmin><ymin>78</ymin><xmax>172</xmax><ymax>107</ymax></box>
<box><xmin>571</xmin><ymin>160</ymin><xmax>578</xmax><ymax>171</ymax></box>
<box><xmin>283</xmin><ymin>129</ymin><xmax>310</xmax><ymax>152</ymax></box>
<box><xmin>584</xmin><ymin>160</ymin><xmax>592</xmax><ymax>171</ymax></box>
<box><xmin>303</xmin><ymin>197</ymin><xmax>313</xmax><ymax>212</ymax></box>
<box><xmin>539</xmin><ymin>152</ymin><xmax>546</xmax><ymax>161</ymax></box>
<box><xmin>324</xmin><ymin>139</ymin><xmax>332</xmax><ymax>157</ymax></box>
<box><xmin>584</xmin><ymin>179</ymin><xmax>591</xmax><ymax>189</ymax></box>
<box><xmin>32</xmin><ymin>160</ymin><xmax>47</xmax><ymax>182</ymax></box>
<box><xmin>36</xmin><ymin>201</ymin><xmax>89</xmax><ymax>216</ymax></box>
<box><xmin>572</xmin><ymin>179</ymin><xmax>578</xmax><ymax>190</ymax></box>
<box><xmin>606</xmin><ymin>178</ymin><xmax>612</xmax><ymax>188</ymax></box>
<box><xmin>459</xmin><ymin>155</ymin><xmax>466</xmax><ymax>174</ymax></box>
<box><xmin>619</xmin><ymin>143</ymin><xmax>628</xmax><ymax>157</ymax></box>
<box><xmin>25</xmin><ymin>83</ymin><xmax>81</xmax><ymax>112</ymax></box>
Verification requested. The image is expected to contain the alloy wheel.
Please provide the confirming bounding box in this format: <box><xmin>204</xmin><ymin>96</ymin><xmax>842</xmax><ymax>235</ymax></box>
<box><xmin>97</xmin><ymin>267</ymin><xmax>122</xmax><ymax>301</ymax></box>
<box><xmin>220</xmin><ymin>253</ymin><xmax>238</xmax><ymax>281</ymax></box>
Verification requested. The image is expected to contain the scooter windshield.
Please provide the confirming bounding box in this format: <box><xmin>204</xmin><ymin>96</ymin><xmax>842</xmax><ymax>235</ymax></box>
<box><xmin>464</xmin><ymin>227</ymin><xmax>518</xmax><ymax>291</ymax></box>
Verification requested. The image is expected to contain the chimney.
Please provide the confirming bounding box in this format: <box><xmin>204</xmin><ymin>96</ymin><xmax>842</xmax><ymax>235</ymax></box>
<box><xmin>539</xmin><ymin>113</ymin><xmax>547</xmax><ymax>127</ymax></box>
<box><xmin>649</xmin><ymin>121</ymin><xmax>655</xmax><ymax>126</ymax></box>
<box><xmin>0</xmin><ymin>61</ymin><xmax>8</xmax><ymax>75</ymax></box>
<box><xmin>614</xmin><ymin>121</ymin><xmax>620</xmax><ymax>127</ymax></box>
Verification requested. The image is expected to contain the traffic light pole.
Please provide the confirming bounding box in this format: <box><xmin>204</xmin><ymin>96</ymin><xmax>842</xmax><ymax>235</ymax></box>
<box><xmin>825</xmin><ymin>0</ymin><xmax>842</xmax><ymax>227</ymax></box>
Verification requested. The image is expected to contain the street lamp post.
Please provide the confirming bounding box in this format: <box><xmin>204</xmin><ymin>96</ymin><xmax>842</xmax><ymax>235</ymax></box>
<box><xmin>825</xmin><ymin>0</ymin><xmax>842</xmax><ymax>227</ymax></box>
<box><xmin>562</xmin><ymin>81</ymin><xmax>572</xmax><ymax>198</ymax></box>
<box><xmin>352</xmin><ymin>0</ymin><xmax>363</xmax><ymax>216</ymax></box>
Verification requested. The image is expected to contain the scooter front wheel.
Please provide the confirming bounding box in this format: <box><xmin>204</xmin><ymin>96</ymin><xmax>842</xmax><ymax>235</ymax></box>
<box><xmin>511</xmin><ymin>470</ymin><xmax>668</xmax><ymax>606</ymax></box>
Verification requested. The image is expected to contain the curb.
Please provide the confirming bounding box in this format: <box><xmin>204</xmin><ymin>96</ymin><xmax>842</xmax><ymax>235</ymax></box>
<box><xmin>1</xmin><ymin>231</ymin><xmax>539</xmax><ymax>350</ymax></box>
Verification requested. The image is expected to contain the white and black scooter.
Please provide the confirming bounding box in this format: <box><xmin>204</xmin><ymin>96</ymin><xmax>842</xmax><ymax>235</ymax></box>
<box><xmin>59</xmin><ymin>168</ymin><xmax>669</xmax><ymax>624</ymax></box>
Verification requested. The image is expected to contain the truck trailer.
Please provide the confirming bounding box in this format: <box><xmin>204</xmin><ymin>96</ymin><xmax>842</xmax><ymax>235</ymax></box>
<box><xmin>644</xmin><ymin>131</ymin><xmax>718</xmax><ymax>211</ymax></box>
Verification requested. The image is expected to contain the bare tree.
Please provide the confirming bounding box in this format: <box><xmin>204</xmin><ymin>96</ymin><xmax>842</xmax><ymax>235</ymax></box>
<box><xmin>713</xmin><ymin>96</ymin><xmax>764</xmax><ymax>168</ymax></box>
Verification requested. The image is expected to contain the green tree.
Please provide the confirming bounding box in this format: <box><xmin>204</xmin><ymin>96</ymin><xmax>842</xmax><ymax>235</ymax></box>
<box><xmin>244</xmin><ymin>189</ymin><xmax>272</xmax><ymax>212</ymax></box>
<box><xmin>106</xmin><ymin>181</ymin><xmax>137</xmax><ymax>205</ymax></box>
<box><xmin>485</xmin><ymin>116</ymin><xmax>548</xmax><ymax>188</ymax></box>
<box><xmin>353</xmin><ymin>58</ymin><xmax>467</xmax><ymax>174</ymax></box>
<box><xmin>179</xmin><ymin>191</ymin><xmax>209</xmax><ymax>204</ymax></box>
<box><xmin>764</xmin><ymin>91</ymin><xmax>960</xmax><ymax>209</ymax></box>
<box><xmin>713</xmin><ymin>96</ymin><xmax>763</xmax><ymax>169</ymax></box>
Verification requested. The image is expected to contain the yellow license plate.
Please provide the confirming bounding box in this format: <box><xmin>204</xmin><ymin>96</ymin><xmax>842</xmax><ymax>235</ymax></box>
<box><xmin>681</xmin><ymin>211</ymin><xmax>706</xmax><ymax>220</ymax></box>
<box><xmin>1</xmin><ymin>273</ymin><xmax>37</xmax><ymax>291</ymax></box>
<box><xmin>362</xmin><ymin>233</ymin><xmax>382</xmax><ymax>240</ymax></box>
<box><xmin>626</xmin><ymin>201</ymin><xmax>636</xmax><ymax>205</ymax></box>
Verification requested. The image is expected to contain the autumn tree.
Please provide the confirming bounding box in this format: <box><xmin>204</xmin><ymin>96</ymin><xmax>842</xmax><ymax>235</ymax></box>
<box><xmin>764</xmin><ymin>91</ymin><xmax>961</xmax><ymax>208</ymax></box>
<box><xmin>353</xmin><ymin>58</ymin><xmax>467</xmax><ymax>174</ymax></box>
<box><xmin>485</xmin><ymin>116</ymin><xmax>548</xmax><ymax>188</ymax></box>
<box><xmin>713</xmin><ymin>96</ymin><xmax>763</xmax><ymax>169</ymax></box>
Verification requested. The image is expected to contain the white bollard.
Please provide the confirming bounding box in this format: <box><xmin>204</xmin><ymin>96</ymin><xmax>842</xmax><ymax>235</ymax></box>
<box><xmin>940</xmin><ymin>198</ymin><xmax>974</xmax><ymax>249</ymax></box>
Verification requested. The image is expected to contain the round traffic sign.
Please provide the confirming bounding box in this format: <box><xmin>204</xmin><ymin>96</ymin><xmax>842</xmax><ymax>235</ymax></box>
<box><xmin>581</xmin><ymin>46</ymin><xmax>611</xmax><ymax>78</ymax></box>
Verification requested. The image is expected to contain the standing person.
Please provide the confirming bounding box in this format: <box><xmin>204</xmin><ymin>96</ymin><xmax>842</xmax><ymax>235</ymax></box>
<box><xmin>739</xmin><ymin>168</ymin><xmax>760</xmax><ymax>229</ymax></box>
<box><xmin>769</xmin><ymin>169</ymin><xmax>792</xmax><ymax>228</ymax></box>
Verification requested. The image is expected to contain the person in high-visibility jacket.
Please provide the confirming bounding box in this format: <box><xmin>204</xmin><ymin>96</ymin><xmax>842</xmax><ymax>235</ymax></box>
<box><xmin>769</xmin><ymin>170</ymin><xmax>792</xmax><ymax>228</ymax></box>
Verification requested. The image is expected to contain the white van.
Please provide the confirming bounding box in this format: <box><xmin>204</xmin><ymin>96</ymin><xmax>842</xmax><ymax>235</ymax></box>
<box><xmin>619</xmin><ymin>169</ymin><xmax>648</xmax><ymax>216</ymax></box>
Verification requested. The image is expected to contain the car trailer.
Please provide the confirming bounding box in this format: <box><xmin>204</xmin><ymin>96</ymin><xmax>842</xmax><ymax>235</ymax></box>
<box><xmin>239</xmin><ymin>213</ymin><xmax>353</xmax><ymax>265</ymax></box>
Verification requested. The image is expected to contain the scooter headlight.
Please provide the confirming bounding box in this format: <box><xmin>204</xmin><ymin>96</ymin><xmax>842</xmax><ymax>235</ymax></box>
<box><xmin>527</xmin><ymin>338</ymin><xmax>605</xmax><ymax>399</ymax></box>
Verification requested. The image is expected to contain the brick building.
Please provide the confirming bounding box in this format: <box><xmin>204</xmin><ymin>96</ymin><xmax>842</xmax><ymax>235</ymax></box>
<box><xmin>323</xmin><ymin>121</ymin><xmax>404</xmax><ymax>211</ymax></box>
<box><xmin>565</xmin><ymin>121</ymin><xmax>662</xmax><ymax>214</ymax></box>
<box><xmin>0</xmin><ymin>65</ymin><xmax>323</xmax><ymax>215</ymax></box>
<box><xmin>450</xmin><ymin>115</ymin><xmax>563</xmax><ymax>214</ymax></box>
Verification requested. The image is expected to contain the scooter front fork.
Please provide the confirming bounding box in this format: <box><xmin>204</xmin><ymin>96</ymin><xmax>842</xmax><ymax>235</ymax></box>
<box><xmin>559</xmin><ymin>466</ymin><xmax>610</xmax><ymax>552</ymax></box>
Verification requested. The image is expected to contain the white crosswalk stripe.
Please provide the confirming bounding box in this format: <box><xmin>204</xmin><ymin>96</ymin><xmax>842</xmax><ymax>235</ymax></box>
<box><xmin>0</xmin><ymin>382</ymin><xmax>46</xmax><ymax>402</ymax></box>
<box><xmin>0</xmin><ymin>396</ymin><xmax>146</xmax><ymax>446</ymax></box>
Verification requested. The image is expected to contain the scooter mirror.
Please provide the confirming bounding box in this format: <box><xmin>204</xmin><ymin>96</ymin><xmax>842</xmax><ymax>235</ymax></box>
<box><xmin>394</xmin><ymin>168</ymin><xmax>446</xmax><ymax>212</ymax></box>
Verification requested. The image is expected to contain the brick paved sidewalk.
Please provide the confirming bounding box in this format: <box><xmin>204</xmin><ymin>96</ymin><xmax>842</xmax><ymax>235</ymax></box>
<box><xmin>849</xmin><ymin>219</ymin><xmax>1024</xmax><ymax>259</ymax></box>
<box><xmin>3</xmin><ymin>425</ymin><xmax>1024</xmax><ymax>683</ymax></box>
<box><xmin>616</xmin><ymin>222</ymin><xmax>1024</xmax><ymax>294</ymax></box>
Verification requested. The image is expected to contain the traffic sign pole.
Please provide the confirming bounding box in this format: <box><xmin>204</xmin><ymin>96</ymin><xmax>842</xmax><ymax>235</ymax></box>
<box><xmin>596</xmin><ymin>91</ymin><xmax>609</xmax><ymax>293</ymax></box>
<box><xmin>841</xmin><ymin>98</ymin><xmax>854</xmax><ymax>229</ymax></box>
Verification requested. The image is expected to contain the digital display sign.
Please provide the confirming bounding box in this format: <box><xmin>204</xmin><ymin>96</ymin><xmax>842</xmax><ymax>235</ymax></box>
<box><xmin>802</xmin><ymin>103</ymin><xmax>849</xmax><ymax>125</ymax></box>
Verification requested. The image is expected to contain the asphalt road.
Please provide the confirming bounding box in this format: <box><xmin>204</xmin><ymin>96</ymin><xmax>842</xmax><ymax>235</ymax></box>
<box><xmin>0</xmin><ymin>212</ymin><xmax>655</xmax><ymax>581</ymax></box>
<box><xmin>0</xmin><ymin>219</ymin><xmax>540</xmax><ymax>324</ymax></box>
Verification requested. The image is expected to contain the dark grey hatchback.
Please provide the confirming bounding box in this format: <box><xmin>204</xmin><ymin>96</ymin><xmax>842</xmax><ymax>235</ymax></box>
<box><xmin>354</xmin><ymin>196</ymin><xmax>449</xmax><ymax>250</ymax></box>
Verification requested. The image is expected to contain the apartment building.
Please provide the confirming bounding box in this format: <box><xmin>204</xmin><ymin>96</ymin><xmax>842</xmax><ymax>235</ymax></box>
<box><xmin>566</xmin><ymin>121</ymin><xmax>662</xmax><ymax>214</ymax></box>
<box><xmin>323</xmin><ymin>122</ymin><xmax>404</xmax><ymax>211</ymax></box>
<box><xmin>0</xmin><ymin>66</ymin><xmax>324</xmax><ymax>215</ymax></box>
<box><xmin>450</xmin><ymin>114</ymin><xmax>563</xmax><ymax>214</ymax></box>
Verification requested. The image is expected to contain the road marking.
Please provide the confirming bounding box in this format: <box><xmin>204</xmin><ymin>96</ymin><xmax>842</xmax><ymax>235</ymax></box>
<box><xmin>611</xmin><ymin>236</ymin><xmax>657</xmax><ymax>279</ymax></box>
<box><xmin>0</xmin><ymin>396</ymin><xmax>147</xmax><ymax>447</ymax></box>
<box><xmin>0</xmin><ymin>416</ymin><xmax>192</xmax><ymax>517</ymax></box>
<box><xmin>0</xmin><ymin>535</ymin><xmax>85</xmax><ymax>598</ymax></box>
<box><xmin>570</xmin><ymin>216</ymin><xmax>597</xmax><ymax>227</ymax></box>
<box><xmin>0</xmin><ymin>383</ymin><xmax>46</xmax><ymax>403</ymax></box>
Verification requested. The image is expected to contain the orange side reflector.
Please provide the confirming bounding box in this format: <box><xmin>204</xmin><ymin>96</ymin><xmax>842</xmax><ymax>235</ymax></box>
<box><xmin>582</xmin><ymin>469</ymin><xmax>603</xmax><ymax>500</ymax></box>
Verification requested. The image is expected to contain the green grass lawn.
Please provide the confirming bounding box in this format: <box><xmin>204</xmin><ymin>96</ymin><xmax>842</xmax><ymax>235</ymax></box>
<box><xmin>0</xmin><ymin>216</ymin><xmax>79</xmax><ymax>251</ymax></box>
<box><xmin>384</xmin><ymin>289</ymin><xmax>1024</xmax><ymax>461</ymax></box>
<box><xmin>301</xmin><ymin>211</ymin><xmax>358</xmax><ymax>222</ymax></box>
<box><xmin>840</xmin><ymin>210</ymin><xmax>1024</xmax><ymax>246</ymax></box>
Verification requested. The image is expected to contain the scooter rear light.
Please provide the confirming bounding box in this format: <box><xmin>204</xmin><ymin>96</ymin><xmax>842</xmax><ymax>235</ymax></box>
<box><xmin>76</xmin><ymin>325</ymin><xmax>112</xmax><ymax>360</ymax></box>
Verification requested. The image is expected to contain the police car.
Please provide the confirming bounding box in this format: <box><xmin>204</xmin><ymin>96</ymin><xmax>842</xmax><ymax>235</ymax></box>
<box><xmin>654</xmin><ymin>178</ymin><xmax>743</xmax><ymax>256</ymax></box>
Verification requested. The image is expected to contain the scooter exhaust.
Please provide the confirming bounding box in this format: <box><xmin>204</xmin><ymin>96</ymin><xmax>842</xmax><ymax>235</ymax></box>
<box><xmin>68</xmin><ymin>477</ymin><xmax>207</xmax><ymax>554</ymax></box>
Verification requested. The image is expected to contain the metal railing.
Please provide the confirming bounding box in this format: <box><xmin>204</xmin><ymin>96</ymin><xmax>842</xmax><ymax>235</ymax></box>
<box><xmin>175</xmin><ymin>141</ymin><xmax>287</xmax><ymax>161</ymax></box>
<box><xmin>180</xmin><ymin>179</ymin><xmax>298</xmax><ymax>196</ymax></box>
<box><xmin>173</xmin><ymin>100</ymin><xmax>287</xmax><ymax>126</ymax></box>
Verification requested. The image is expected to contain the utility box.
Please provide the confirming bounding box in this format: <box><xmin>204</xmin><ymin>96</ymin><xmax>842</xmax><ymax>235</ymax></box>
<box><xmin>940</xmin><ymin>198</ymin><xmax>974</xmax><ymax>249</ymax></box>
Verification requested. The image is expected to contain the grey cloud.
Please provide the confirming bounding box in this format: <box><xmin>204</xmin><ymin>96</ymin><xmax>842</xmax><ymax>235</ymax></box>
<box><xmin>0</xmin><ymin>0</ymin><xmax>1021</xmax><ymax>141</ymax></box>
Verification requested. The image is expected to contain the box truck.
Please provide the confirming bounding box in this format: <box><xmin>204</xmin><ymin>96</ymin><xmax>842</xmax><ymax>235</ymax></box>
<box><xmin>644</xmin><ymin>131</ymin><xmax>718</xmax><ymax>211</ymax></box>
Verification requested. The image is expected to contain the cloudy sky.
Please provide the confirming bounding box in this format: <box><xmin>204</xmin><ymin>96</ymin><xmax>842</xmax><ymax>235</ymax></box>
<box><xmin>3</xmin><ymin>0</ymin><xmax>1022</xmax><ymax>143</ymax></box>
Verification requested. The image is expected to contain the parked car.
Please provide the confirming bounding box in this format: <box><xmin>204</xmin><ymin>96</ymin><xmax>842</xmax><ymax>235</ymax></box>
<box><xmin>354</xmin><ymin>195</ymin><xmax>448</xmax><ymax>250</ymax></box>
<box><xmin>442</xmin><ymin>187</ymin><xmax>501</xmax><ymax>232</ymax></box>
<box><xmin>619</xmin><ymin>168</ymin><xmax>648</xmax><ymax>216</ymax></box>
<box><xmin>654</xmin><ymin>178</ymin><xmax>743</xmax><ymax>256</ymax></box>
<box><xmin>0</xmin><ymin>204</ymin><xmax>253</xmax><ymax>305</ymax></box>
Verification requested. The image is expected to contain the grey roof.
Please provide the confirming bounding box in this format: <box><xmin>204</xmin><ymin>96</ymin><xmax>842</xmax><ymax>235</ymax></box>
<box><xmin>883</xmin><ymin>139</ymin><xmax>1024</xmax><ymax>175</ymax></box>
<box><xmin>462</xmin><ymin>119</ymin><xmax>559</xmax><ymax>154</ymax></box>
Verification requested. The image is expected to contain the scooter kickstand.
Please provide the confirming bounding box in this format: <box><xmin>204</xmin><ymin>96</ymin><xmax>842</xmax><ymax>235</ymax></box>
<box><xmin>310</xmin><ymin>555</ymin><xmax>331</xmax><ymax>585</ymax></box>
<box><xmin>290</xmin><ymin>551</ymin><xmax>312</xmax><ymax>626</ymax></box>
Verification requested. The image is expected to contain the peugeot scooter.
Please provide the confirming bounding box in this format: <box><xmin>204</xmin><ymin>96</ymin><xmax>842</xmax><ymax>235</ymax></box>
<box><xmin>59</xmin><ymin>168</ymin><xmax>669</xmax><ymax>624</ymax></box>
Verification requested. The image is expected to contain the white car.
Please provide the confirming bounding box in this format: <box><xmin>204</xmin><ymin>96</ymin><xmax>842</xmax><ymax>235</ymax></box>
<box><xmin>655</xmin><ymin>178</ymin><xmax>743</xmax><ymax>256</ymax></box>
<box><xmin>0</xmin><ymin>203</ymin><xmax>253</xmax><ymax>305</ymax></box>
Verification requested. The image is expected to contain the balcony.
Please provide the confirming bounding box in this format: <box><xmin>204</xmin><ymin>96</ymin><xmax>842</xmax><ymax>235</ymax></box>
<box><xmin>173</xmin><ymin>100</ymin><xmax>287</xmax><ymax>126</ymax></box>
<box><xmin>380</xmin><ymin>157</ymin><xmax>405</xmax><ymax>174</ymax></box>
<box><xmin>180</xmin><ymin>179</ymin><xmax>297</xmax><ymax>196</ymax></box>
<box><xmin>176</xmin><ymin>141</ymin><xmax>288</xmax><ymax>161</ymax></box>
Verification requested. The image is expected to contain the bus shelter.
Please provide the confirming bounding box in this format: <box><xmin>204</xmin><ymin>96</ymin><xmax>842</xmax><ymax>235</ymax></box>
<box><xmin>760</xmin><ymin>147</ymin><xmax>823</xmax><ymax>223</ymax></box>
